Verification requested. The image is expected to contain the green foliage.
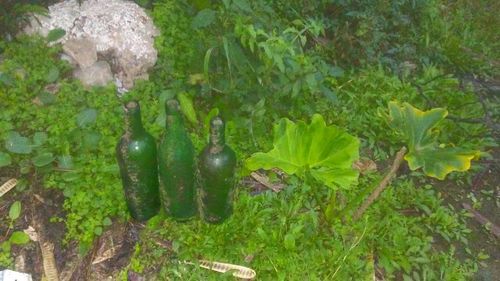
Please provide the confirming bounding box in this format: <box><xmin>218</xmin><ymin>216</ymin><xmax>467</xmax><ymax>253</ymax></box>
<box><xmin>0</xmin><ymin>152</ymin><xmax>11</xmax><ymax>167</ymax></box>
<box><xmin>127</xmin><ymin>178</ymin><xmax>477</xmax><ymax>280</ymax></box>
<box><xmin>1</xmin><ymin>0</ymin><xmax>495</xmax><ymax>278</ymax></box>
<box><xmin>8</xmin><ymin>201</ymin><xmax>21</xmax><ymax>222</ymax></box>
<box><xmin>0</xmin><ymin>36</ymin><xmax>131</xmax><ymax>250</ymax></box>
<box><xmin>177</xmin><ymin>92</ymin><xmax>198</xmax><ymax>125</ymax></box>
<box><xmin>388</xmin><ymin>102</ymin><xmax>480</xmax><ymax>179</ymax></box>
<box><xmin>246</xmin><ymin>114</ymin><xmax>359</xmax><ymax>189</ymax></box>
<box><xmin>1</xmin><ymin>201</ymin><xmax>30</xmax><ymax>268</ymax></box>
<box><xmin>46</xmin><ymin>28</ymin><xmax>66</xmax><ymax>42</ymax></box>
<box><xmin>0</xmin><ymin>1</ymin><xmax>48</xmax><ymax>41</ymax></box>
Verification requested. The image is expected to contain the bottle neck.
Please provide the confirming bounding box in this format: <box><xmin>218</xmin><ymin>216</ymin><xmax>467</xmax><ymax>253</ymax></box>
<box><xmin>209</xmin><ymin>116</ymin><xmax>225</xmax><ymax>152</ymax></box>
<box><xmin>165</xmin><ymin>99</ymin><xmax>184</xmax><ymax>130</ymax></box>
<box><xmin>124</xmin><ymin>103</ymin><xmax>144</xmax><ymax>136</ymax></box>
<box><xmin>166</xmin><ymin>113</ymin><xmax>183</xmax><ymax>129</ymax></box>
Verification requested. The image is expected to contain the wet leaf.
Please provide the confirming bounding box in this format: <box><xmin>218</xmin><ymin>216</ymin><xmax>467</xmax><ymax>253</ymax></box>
<box><xmin>76</xmin><ymin>108</ymin><xmax>98</xmax><ymax>127</ymax></box>
<box><xmin>0</xmin><ymin>152</ymin><xmax>11</xmax><ymax>167</ymax></box>
<box><xmin>32</xmin><ymin>152</ymin><xmax>55</xmax><ymax>167</ymax></box>
<box><xmin>46</xmin><ymin>28</ymin><xmax>66</xmax><ymax>42</ymax></box>
<box><xmin>58</xmin><ymin>155</ymin><xmax>74</xmax><ymax>169</ymax></box>
<box><xmin>177</xmin><ymin>92</ymin><xmax>198</xmax><ymax>124</ymax></box>
<box><xmin>191</xmin><ymin>9</ymin><xmax>217</xmax><ymax>29</ymax></box>
<box><xmin>10</xmin><ymin>232</ymin><xmax>30</xmax><ymax>245</ymax></box>
<box><xmin>45</xmin><ymin>66</ymin><xmax>60</xmax><ymax>83</ymax></box>
<box><xmin>9</xmin><ymin>201</ymin><xmax>21</xmax><ymax>221</ymax></box>
<box><xmin>389</xmin><ymin>102</ymin><xmax>479</xmax><ymax>180</ymax></box>
<box><xmin>102</xmin><ymin>217</ymin><xmax>112</xmax><ymax>226</ymax></box>
<box><xmin>246</xmin><ymin>114</ymin><xmax>359</xmax><ymax>189</ymax></box>
<box><xmin>33</xmin><ymin>132</ymin><xmax>48</xmax><ymax>147</ymax></box>
<box><xmin>5</xmin><ymin>131</ymin><xmax>32</xmax><ymax>154</ymax></box>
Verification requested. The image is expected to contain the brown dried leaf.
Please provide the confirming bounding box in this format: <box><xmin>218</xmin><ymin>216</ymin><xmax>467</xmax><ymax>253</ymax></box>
<box><xmin>250</xmin><ymin>172</ymin><xmax>285</xmax><ymax>192</ymax></box>
<box><xmin>352</xmin><ymin>159</ymin><xmax>377</xmax><ymax>175</ymax></box>
<box><xmin>0</xmin><ymin>178</ymin><xmax>17</xmax><ymax>198</ymax></box>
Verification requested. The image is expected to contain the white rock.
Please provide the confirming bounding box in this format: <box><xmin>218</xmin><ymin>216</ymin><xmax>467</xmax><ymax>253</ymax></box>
<box><xmin>63</xmin><ymin>38</ymin><xmax>97</xmax><ymax>68</ymax></box>
<box><xmin>26</xmin><ymin>0</ymin><xmax>159</xmax><ymax>89</ymax></box>
<box><xmin>0</xmin><ymin>270</ymin><xmax>32</xmax><ymax>281</ymax></box>
<box><xmin>74</xmin><ymin>61</ymin><xmax>114</xmax><ymax>87</ymax></box>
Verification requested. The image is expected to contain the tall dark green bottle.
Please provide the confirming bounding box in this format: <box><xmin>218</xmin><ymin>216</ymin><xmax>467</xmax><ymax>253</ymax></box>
<box><xmin>116</xmin><ymin>101</ymin><xmax>160</xmax><ymax>221</ymax></box>
<box><xmin>198</xmin><ymin>116</ymin><xmax>237</xmax><ymax>223</ymax></box>
<box><xmin>158</xmin><ymin>99</ymin><xmax>197</xmax><ymax>220</ymax></box>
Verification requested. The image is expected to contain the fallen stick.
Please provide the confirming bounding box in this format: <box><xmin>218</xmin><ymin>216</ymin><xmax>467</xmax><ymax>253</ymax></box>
<box><xmin>250</xmin><ymin>172</ymin><xmax>284</xmax><ymax>192</ymax></box>
<box><xmin>353</xmin><ymin>147</ymin><xmax>407</xmax><ymax>220</ymax></box>
<box><xmin>40</xmin><ymin>241</ymin><xmax>59</xmax><ymax>281</ymax></box>
<box><xmin>462</xmin><ymin>203</ymin><xmax>500</xmax><ymax>239</ymax></box>
<box><xmin>0</xmin><ymin>178</ymin><xmax>17</xmax><ymax>198</ymax></box>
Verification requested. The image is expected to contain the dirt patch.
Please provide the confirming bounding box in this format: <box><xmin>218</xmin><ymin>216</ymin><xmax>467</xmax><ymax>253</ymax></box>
<box><xmin>437</xmin><ymin>154</ymin><xmax>500</xmax><ymax>280</ymax></box>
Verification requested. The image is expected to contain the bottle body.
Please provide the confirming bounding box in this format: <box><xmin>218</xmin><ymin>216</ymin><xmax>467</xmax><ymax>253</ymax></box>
<box><xmin>116</xmin><ymin>101</ymin><xmax>160</xmax><ymax>221</ymax></box>
<box><xmin>158</xmin><ymin>100</ymin><xmax>197</xmax><ymax>220</ymax></box>
<box><xmin>198</xmin><ymin>116</ymin><xmax>237</xmax><ymax>223</ymax></box>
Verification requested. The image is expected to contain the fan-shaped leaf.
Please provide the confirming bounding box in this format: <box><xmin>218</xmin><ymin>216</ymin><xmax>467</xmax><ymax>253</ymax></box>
<box><xmin>246</xmin><ymin>114</ymin><xmax>359</xmax><ymax>189</ymax></box>
<box><xmin>388</xmin><ymin>102</ymin><xmax>479</xmax><ymax>180</ymax></box>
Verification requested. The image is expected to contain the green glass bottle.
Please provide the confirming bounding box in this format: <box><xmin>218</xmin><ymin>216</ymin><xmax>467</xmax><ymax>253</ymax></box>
<box><xmin>198</xmin><ymin>116</ymin><xmax>237</xmax><ymax>223</ymax></box>
<box><xmin>116</xmin><ymin>101</ymin><xmax>160</xmax><ymax>221</ymax></box>
<box><xmin>158</xmin><ymin>99</ymin><xmax>197</xmax><ymax>220</ymax></box>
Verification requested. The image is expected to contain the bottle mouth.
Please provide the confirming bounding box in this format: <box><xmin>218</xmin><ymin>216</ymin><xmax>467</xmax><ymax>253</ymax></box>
<box><xmin>211</xmin><ymin>116</ymin><xmax>223</xmax><ymax>127</ymax></box>
<box><xmin>166</xmin><ymin>99</ymin><xmax>180</xmax><ymax>114</ymax></box>
<box><xmin>126</xmin><ymin>101</ymin><xmax>138</xmax><ymax>110</ymax></box>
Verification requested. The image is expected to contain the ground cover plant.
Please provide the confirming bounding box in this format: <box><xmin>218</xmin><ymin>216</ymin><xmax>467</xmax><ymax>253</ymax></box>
<box><xmin>1</xmin><ymin>0</ymin><xmax>499</xmax><ymax>280</ymax></box>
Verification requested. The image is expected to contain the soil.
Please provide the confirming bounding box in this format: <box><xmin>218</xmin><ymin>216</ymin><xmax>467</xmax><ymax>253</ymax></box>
<box><xmin>1</xmin><ymin>157</ymin><xmax>498</xmax><ymax>280</ymax></box>
<box><xmin>0</xmin><ymin>167</ymin><xmax>139</xmax><ymax>281</ymax></box>
<box><xmin>438</xmin><ymin>156</ymin><xmax>500</xmax><ymax>281</ymax></box>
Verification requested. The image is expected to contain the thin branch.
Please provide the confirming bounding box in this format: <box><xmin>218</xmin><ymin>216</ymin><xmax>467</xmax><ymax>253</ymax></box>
<box><xmin>462</xmin><ymin>203</ymin><xmax>500</xmax><ymax>239</ymax></box>
<box><xmin>353</xmin><ymin>147</ymin><xmax>407</xmax><ymax>221</ymax></box>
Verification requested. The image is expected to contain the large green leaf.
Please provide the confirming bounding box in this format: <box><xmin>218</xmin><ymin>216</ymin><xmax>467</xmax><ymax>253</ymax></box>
<box><xmin>246</xmin><ymin>114</ymin><xmax>359</xmax><ymax>189</ymax></box>
<box><xmin>388</xmin><ymin>102</ymin><xmax>479</xmax><ymax>180</ymax></box>
<box><xmin>5</xmin><ymin>131</ymin><xmax>32</xmax><ymax>154</ymax></box>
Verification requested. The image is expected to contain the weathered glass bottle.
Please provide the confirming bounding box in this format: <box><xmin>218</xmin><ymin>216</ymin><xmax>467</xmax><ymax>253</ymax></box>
<box><xmin>158</xmin><ymin>99</ymin><xmax>197</xmax><ymax>220</ymax></box>
<box><xmin>198</xmin><ymin>116</ymin><xmax>237</xmax><ymax>223</ymax></box>
<box><xmin>116</xmin><ymin>101</ymin><xmax>160</xmax><ymax>221</ymax></box>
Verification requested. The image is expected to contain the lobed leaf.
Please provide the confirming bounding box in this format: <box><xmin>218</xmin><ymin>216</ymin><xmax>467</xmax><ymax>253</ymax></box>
<box><xmin>388</xmin><ymin>102</ymin><xmax>479</xmax><ymax>180</ymax></box>
<box><xmin>246</xmin><ymin>114</ymin><xmax>359</xmax><ymax>189</ymax></box>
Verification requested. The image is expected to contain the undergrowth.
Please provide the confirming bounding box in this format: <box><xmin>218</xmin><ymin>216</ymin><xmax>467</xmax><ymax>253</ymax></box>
<box><xmin>0</xmin><ymin>0</ymin><xmax>498</xmax><ymax>279</ymax></box>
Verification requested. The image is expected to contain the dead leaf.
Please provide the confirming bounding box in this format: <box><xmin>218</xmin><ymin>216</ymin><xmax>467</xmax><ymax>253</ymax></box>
<box><xmin>352</xmin><ymin>159</ymin><xmax>377</xmax><ymax>174</ymax></box>
<box><xmin>250</xmin><ymin>172</ymin><xmax>285</xmax><ymax>192</ymax></box>
<box><xmin>24</xmin><ymin>226</ymin><xmax>39</xmax><ymax>242</ymax></box>
<box><xmin>0</xmin><ymin>178</ymin><xmax>17</xmax><ymax>198</ymax></box>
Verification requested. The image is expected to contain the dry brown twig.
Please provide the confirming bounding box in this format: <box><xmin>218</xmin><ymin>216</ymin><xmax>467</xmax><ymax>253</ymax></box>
<box><xmin>250</xmin><ymin>172</ymin><xmax>285</xmax><ymax>192</ymax></box>
<box><xmin>462</xmin><ymin>203</ymin><xmax>500</xmax><ymax>239</ymax></box>
<box><xmin>353</xmin><ymin>147</ymin><xmax>407</xmax><ymax>220</ymax></box>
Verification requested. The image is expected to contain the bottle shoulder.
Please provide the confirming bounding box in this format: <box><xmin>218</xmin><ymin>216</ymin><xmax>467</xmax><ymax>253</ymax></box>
<box><xmin>117</xmin><ymin>133</ymin><xmax>157</xmax><ymax>154</ymax></box>
<box><xmin>199</xmin><ymin>145</ymin><xmax>237</xmax><ymax>167</ymax></box>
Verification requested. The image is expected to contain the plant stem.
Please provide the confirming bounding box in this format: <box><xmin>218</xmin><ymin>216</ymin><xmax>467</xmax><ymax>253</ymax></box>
<box><xmin>353</xmin><ymin>147</ymin><xmax>407</xmax><ymax>221</ymax></box>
